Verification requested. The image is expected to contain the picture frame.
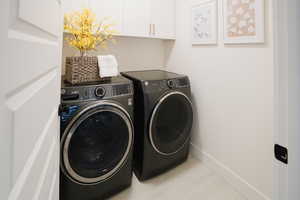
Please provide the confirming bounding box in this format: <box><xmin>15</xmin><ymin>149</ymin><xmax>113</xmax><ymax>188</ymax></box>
<box><xmin>223</xmin><ymin>0</ymin><xmax>265</xmax><ymax>44</ymax></box>
<box><xmin>191</xmin><ymin>0</ymin><xmax>218</xmax><ymax>45</ymax></box>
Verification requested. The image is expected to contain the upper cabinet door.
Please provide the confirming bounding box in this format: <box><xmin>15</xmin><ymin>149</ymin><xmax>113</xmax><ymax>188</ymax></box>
<box><xmin>123</xmin><ymin>0</ymin><xmax>151</xmax><ymax>37</ymax></box>
<box><xmin>63</xmin><ymin>0</ymin><xmax>89</xmax><ymax>13</ymax></box>
<box><xmin>151</xmin><ymin>0</ymin><xmax>176</xmax><ymax>39</ymax></box>
<box><xmin>89</xmin><ymin>0</ymin><xmax>124</xmax><ymax>32</ymax></box>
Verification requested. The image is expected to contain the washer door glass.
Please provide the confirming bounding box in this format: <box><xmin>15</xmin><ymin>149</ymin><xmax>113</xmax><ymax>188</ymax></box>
<box><xmin>150</xmin><ymin>92</ymin><xmax>193</xmax><ymax>155</ymax></box>
<box><xmin>63</xmin><ymin>105</ymin><xmax>132</xmax><ymax>184</ymax></box>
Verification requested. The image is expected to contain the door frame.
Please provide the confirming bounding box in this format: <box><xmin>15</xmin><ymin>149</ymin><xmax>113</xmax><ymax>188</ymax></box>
<box><xmin>273</xmin><ymin>0</ymin><xmax>300</xmax><ymax>199</ymax></box>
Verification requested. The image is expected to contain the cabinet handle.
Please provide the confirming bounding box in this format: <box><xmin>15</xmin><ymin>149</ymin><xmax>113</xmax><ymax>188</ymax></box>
<box><xmin>151</xmin><ymin>24</ymin><xmax>155</xmax><ymax>36</ymax></box>
<box><xmin>153</xmin><ymin>24</ymin><xmax>155</xmax><ymax>36</ymax></box>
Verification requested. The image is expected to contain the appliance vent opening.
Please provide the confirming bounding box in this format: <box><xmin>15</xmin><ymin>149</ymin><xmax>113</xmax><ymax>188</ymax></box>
<box><xmin>113</xmin><ymin>85</ymin><xmax>131</xmax><ymax>96</ymax></box>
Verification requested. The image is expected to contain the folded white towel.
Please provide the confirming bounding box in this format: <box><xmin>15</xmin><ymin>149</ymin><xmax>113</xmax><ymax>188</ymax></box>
<box><xmin>97</xmin><ymin>55</ymin><xmax>119</xmax><ymax>78</ymax></box>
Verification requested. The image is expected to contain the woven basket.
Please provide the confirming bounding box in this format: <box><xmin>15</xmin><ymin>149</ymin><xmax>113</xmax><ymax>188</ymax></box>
<box><xmin>65</xmin><ymin>56</ymin><xmax>102</xmax><ymax>84</ymax></box>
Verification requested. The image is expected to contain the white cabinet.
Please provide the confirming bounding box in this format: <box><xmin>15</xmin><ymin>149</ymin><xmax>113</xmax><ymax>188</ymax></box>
<box><xmin>63</xmin><ymin>0</ymin><xmax>89</xmax><ymax>13</ymax></box>
<box><xmin>63</xmin><ymin>0</ymin><xmax>176</xmax><ymax>40</ymax></box>
<box><xmin>123</xmin><ymin>0</ymin><xmax>151</xmax><ymax>37</ymax></box>
<box><xmin>150</xmin><ymin>0</ymin><xmax>176</xmax><ymax>39</ymax></box>
<box><xmin>89</xmin><ymin>0</ymin><xmax>124</xmax><ymax>32</ymax></box>
<box><xmin>123</xmin><ymin>0</ymin><xmax>176</xmax><ymax>39</ymax></box>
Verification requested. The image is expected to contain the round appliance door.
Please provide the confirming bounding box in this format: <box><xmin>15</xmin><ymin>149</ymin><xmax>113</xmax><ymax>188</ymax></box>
<box><xmin>149</xmin><ymin>91</ymin><xmax>193</xmax><ymax>156</ymax></box>
<box><xmin>61</xmin><ymin>102</ymin><xmax>133</xmax><ymax>184</ymax></box>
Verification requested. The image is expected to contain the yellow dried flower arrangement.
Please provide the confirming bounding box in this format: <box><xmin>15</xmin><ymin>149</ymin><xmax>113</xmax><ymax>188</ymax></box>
<box><xmin>64</xmin><ymin>8</ymin><xmax>118</xmax><ymax>56</ymax></box>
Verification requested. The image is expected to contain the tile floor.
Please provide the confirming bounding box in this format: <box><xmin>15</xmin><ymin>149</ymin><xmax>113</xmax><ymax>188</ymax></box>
<box><xmin>111</xmin><ymin>158</ymin><xmax>247</xmax><ymax>200</ymax></box>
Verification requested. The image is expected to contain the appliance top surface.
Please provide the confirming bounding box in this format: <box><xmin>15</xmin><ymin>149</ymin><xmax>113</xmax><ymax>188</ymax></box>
<box><xmin>122</xmin><ymin>70</ymin><xmax>186</xmax><ymax>81</ymax></box>
<box><xmin>62</xmin><ymin>76</ymin><xmax>131</xmax><ymax>89</ymax></box>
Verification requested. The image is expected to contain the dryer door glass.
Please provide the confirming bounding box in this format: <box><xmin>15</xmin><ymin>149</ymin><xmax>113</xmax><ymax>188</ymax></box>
<box><xmin>150</xmin><ymin>92</ymin><xmax>193</xmax><ymax>155</ymax></box>
<box><xmin>63</xmin><ymin>105</ymin><xmax>132</xmax><ymax>184</ymax></box>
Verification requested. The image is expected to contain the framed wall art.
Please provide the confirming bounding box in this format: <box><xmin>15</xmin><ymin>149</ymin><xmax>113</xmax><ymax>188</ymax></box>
<box><xmin>223</xmin><ymin>0</ymin><xmax>265</xmax><ymax>44</ymax></box>
<box><xmin>191</xmin><ymin>0</ymin><xmax>218</xmax><ymax>45</ymax></box>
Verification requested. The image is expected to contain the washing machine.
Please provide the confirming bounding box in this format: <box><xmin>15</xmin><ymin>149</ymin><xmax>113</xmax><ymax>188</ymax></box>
<box><xmin>121</xmin><ymin>70</ymin><xmax>193</xmax><ymax>181</ymax></box>
<box><xmin>59</xmin><ymin>76</ymin><xmax>134</xmax><ymax>200</ymax></box>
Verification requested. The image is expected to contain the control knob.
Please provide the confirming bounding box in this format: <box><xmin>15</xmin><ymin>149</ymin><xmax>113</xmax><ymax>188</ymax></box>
<box><xmin>95</xmin><ymin>87</ymin><xmax>106</xmax><ymax>98</ymax></box>
<box><xmin>167</xmin><ymin>80</ymin><xmax>175</xmax><ymax>89</ymax></box>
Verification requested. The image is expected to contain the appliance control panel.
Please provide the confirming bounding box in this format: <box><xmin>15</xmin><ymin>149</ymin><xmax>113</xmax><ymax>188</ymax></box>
<box><xmin>61</xmin><ymin>83</ymin><xmax>133</xmax><ymax>102</ymax></box>
<box><xmin>143</xmin><ymin>77</ymin><xmax>190</xmax><ymax>92</ymax></box>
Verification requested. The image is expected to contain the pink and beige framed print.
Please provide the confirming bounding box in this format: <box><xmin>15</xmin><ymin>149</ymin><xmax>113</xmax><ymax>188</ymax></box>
<box><xmin>223</xmin><ymin>0</ymin><xmax>265</xmax><ymax>44</ymax></box>
<box><xmin>191</xmin><ymin>0</ymin><xmax>218</xmax><ymax>45</ymax></box>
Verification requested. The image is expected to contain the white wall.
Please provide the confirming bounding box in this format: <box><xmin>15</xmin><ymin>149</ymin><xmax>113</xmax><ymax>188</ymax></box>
<box><xmin>165</xmin><ymin>0</ymin><xmax>273</xmax><ymax>199</ymax></box>
<box><xmin>286</xmin><ymin>0</ymin><xmax>300</xmax><ymax>198</ymax></box>
<box><xmin>273</xmin><ymin>0</ymin><xmax>300</xmax><ymax>199</ymax></box>
<box><xmin>62</xmin><ymin>35</ymin><xmax>168</xmax><ymax>75</ymax></box>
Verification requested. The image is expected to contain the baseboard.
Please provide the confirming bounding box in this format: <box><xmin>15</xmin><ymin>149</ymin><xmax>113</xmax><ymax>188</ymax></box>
<box><xmin>190</xmin><ymin>143</ymin><xmax>271</xmax><ymax>200</ymax></box>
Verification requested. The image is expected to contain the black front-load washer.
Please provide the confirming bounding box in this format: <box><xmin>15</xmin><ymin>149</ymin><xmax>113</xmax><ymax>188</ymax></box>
<box><xmin>59</xmin><ymin>76</ymin><xmax>134</xmax><ymax>200</ymax></box>
<box><xmin>121</xmin><ymin>70</ymin><xmax>193</xmax><ymax>181</ymax></box>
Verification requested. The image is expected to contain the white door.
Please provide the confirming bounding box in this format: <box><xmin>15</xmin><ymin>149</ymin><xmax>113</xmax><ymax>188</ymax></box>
<box><xmin>89</xmin><ymin>0</ymin><xmax>124</xmax><ymax>33</ymax></box>
<box><xmin>123</xmin><ymin>0</ymin><xmax>151</xmax><ymax>37</ymax></box>
<box><xmin>151</xmin><ymin>0</ymin><xmax>176</xmax><ymax>39</ymax></box>
<box><xmin>274</xmin><ymin>0</ymin><xmax>300</xmax><ymax>199</ymax></box>
<box><xmin>0</xmin><ymin>0</ymin><xmax>62</xmax><ymax>200</ymax></box>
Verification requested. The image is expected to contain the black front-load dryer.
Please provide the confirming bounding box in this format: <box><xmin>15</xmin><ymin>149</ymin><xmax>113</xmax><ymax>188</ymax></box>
<box><xmin>59</xmin><ymin>76</ymin><xmax>134</xmax><ymax>200</ymax></box>
<box><xmin>121</xmin><ymin>70</ymin><xmax>193</xmax><ymax>181</ymax></box>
